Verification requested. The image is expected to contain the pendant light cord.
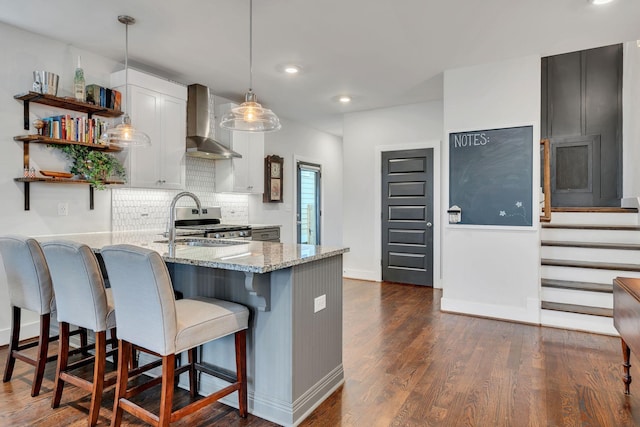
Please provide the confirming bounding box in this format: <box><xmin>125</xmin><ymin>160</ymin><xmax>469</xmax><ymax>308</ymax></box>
<box><xmin>249</xmin><ymin>0</ymin><xmax>253</xmax><ymax>93</ymax></box>
<box><xmin>125</xmin><ymin>20</ymin><xmax>129</xmax><ymax>91</ymax></box>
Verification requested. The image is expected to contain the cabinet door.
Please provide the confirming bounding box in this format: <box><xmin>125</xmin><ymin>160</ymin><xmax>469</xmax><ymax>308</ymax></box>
<box><xmin>231</xmin><ymin>131</ymin><xmax>250</xmax><ymax>192</ymax></box>
<box><xmin>127</xmin><ymin>85</ymin><xmax>161</xmax><ymax>188</ymax></box>
<box><xmin>247</xmin><ymin>133</ymin><xmax>264</xmax><ymax>194</ymax></box>
<box><xmin>159</xmin><ymin>94</ymin><xmax>186</xmax><ymax>189</ymax></box>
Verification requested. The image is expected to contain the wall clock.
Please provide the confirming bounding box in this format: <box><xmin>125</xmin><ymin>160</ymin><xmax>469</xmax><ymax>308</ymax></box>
<box><xmin>264</xmin><ymin>155</ymin><xmax>283</xmax><ymax>203</ymax></box>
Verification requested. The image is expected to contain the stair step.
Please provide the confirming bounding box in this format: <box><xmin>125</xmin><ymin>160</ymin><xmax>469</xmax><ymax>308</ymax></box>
<box><xmin>541</xmin><ymin>241</ymin><xmax>640</xmax><ymax>250</ymax></box>
<box><xmin>541</xmin><ymin>259</ymin><xmax>640</xmax><ymax>272</ymax></box>
<box><xmin>542</xmin><ymin>224</ymin><xmax>640</xmax><ymax>231</ymax></box>
<box><xmin>551</xmin><ymin>207</ymin><xmax>638</xmax><ymax>213</ymax></box>
<box><xmin>541</xmin><ymin>278</ymin><xmax>612</xmax><ymax>293</ymax></box>
<box><xmin>541</xmin><ymin>301</ymin><xmax>613</xmax><ymax>317</ymax></box>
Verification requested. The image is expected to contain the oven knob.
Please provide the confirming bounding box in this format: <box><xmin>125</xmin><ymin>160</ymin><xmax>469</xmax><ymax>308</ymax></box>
<box><xmin>213</xmin><ymin>233</ymin><xmax>221</xmax><ymax>239</ymax></box>
<box><xmin>239</xmin><ymin>231</ymin><xmax>247</xmax><ymax>237</ymax></box>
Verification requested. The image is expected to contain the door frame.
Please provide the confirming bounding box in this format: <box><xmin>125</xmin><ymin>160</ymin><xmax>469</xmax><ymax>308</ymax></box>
<box><xmin>374</xmin><ymin>141</ymin><xmax>442</xmax><ymax>288</ymax></box>
<box><xmin>293</xmin><ymin>154</ymin><xmax>324</xmax><ymax>245</ymax></box>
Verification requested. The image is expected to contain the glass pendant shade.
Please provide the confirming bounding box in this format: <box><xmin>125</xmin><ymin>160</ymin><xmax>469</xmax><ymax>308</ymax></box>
<box><xmin>101</xmin><ymin>114</ymin><xmax>151</xmax><ymax>147</ymax></box>
<box><xmin>220</xmin><ymin>91</ymin><xmax>281</xmax><ymax>132</ymax></box>
<box><xmin>221</xmin><ymin>0</ymin><xmax>281</xmax><ymax>133</ymax></box>
<box><xmin>102</xmin><ymin>15</ymin><xmax>150</xmax><ymax>148</ymax></box>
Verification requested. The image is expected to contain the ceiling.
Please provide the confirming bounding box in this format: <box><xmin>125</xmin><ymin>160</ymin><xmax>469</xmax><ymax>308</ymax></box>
<box><xmin>1</xmin><ymin>0</ymin><xmax>639</xmax><ymax>136</ymax></box>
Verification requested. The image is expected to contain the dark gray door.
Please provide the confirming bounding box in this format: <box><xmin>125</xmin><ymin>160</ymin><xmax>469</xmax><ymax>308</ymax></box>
<box><xmin>381</xmin><ymin>149</ymin><xmax>433</xmax><ymax>286</ymax></box>
<box><xmin>541</xmin><ymin>44</ymin><xmax>622</xmax><ymax>207</ymax></box>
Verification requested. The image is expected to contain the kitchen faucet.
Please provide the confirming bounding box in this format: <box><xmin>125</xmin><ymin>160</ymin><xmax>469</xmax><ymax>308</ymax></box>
<box><xmin>167</xmin><ymin>191</ymin><xmax>202</xmax><ymax>247</ymax></box>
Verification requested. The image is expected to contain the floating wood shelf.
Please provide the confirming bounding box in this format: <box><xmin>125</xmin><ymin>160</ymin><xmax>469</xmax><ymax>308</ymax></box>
<box><xmin>14</xmin><ymin>177</ymin><xmax>124</xmax><ymax>211</ymax></box>
<box><xmin>15</xmin><ymin>91</ymin><xmax>123</xmax><ymax>130</ymax></box>
<box><xmin>13</xmin><ymin>135</ymin><xmax>122</xmax><ymax>152</ymax></box>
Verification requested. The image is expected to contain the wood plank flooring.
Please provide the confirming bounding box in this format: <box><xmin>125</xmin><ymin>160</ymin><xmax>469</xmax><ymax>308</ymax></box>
<box><xmin>1</xmin><ymin>278</ymin><xmax>639</xmax><ymax>426</ymax></box>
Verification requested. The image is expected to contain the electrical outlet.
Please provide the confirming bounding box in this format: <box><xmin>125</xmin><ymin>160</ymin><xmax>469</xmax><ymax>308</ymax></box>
<box><xmin>57</xmin><ymin>202</ymin><xmax>68</xmax><ymax>216</ymax></box>
<box><xmin>314</xmin><ymin>294</ymin><xmax>326</xmax><ymax>313</ymax></box>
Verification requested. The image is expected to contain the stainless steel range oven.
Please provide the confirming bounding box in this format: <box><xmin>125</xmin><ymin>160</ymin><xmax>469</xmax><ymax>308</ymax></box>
<box><xmin>173</xmin><ymin>207</ymin><xmax>252</xmax><ymax>240</ymax></box>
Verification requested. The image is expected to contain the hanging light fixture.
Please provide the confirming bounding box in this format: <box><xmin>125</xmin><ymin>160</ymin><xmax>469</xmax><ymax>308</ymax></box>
<box><xmin>220</xmin><ymin>0</ymin><xmax>281</xmax><ymax>132</ymax></box>
<box><xmin>101</xmin><ymin>15</ymin><xmax>151</xmax><ymax>147</ymax></box>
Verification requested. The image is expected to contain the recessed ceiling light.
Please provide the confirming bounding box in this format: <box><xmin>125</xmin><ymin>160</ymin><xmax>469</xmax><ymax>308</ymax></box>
<box><xmin>590</xmin><ymin>0</ymin><xmax>614</xmax><ymax>4</ymax></box>
<box><xmin>283</xmin><ymin>65</ymin><xmax>301</xmax><ymax>74</ymax></box>
<box><xmin>338</xmin><ymin>96</ymin><xmax>351</xmax><ymax>104</ymax></box>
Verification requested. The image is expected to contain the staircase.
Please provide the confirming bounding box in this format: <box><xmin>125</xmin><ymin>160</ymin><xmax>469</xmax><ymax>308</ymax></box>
<box><xmin>540</xmin><ymin>208</ymin><xmax>640</xmax><ymax>335</ymax></box>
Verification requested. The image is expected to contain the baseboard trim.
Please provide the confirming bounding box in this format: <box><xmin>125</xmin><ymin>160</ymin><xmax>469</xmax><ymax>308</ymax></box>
<box><xmin>0</xmin><ymin>320</ymin><xmax>41</xmax><ymax>346</ymax></box>
<box><xmin>440</xmin><ymin>297</ymin><xmax>540</xmax><ymax>324</ymax></box>
<box><xmin>342</xmin><ymin>268</ymin><xmax>379</xmax><ymax>282</ymax></box>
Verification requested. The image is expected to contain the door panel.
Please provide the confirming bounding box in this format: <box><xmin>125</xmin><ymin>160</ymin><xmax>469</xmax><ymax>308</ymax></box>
<box><xmin>550</xmin><ymin>135</ymin><xmax>601</xmax><ymax>206</ymax></box>
<box><xmin>382</xmin><ymin>149</ymin><xmax>433</xmax><ymax>286</ymax></box>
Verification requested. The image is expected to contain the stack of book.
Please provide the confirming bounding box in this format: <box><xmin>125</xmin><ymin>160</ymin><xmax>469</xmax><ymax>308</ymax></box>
<box><xmin>85</xmin><ymin>84</ymin><xmax>121</xmax><ymax>111</ymax></box>
<box><xmin>41</xmin><ymin>114</ymin><xmax>110</xmax><ymax>144</ymax></box>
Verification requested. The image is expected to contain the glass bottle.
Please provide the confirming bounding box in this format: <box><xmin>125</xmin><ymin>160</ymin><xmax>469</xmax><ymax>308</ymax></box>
<box><xmin>74</xmin><ymin>56</ymin><xmax>85</xmax><ymax>102</ymax></box>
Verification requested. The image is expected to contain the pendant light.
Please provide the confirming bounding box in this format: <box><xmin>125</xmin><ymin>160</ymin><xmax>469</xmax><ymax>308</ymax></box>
<box><xmin>101</xmin><ymin>15</ymin><xmax>151</xmax><ymax>147</ymax></box>
<box><xmin>220</xmin><ymin>0</ymin><xmax>281</xmax><ymax>132</ymax></box>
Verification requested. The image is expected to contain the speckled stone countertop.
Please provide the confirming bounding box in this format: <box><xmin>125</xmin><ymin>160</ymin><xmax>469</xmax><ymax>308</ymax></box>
<box><xmin>248</xmin><ymin>224</ymin><xmax>281</xmax><ymax>230</ymax></box>
<box><xmin>36</xmin><ymin>231</ymin><xmax>348</xmax><ymax>274</ymax></box>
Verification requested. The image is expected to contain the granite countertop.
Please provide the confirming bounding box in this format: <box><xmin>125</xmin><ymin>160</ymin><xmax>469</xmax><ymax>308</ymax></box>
<box><xmin>248</xmin><ymin>224</ymin><xmax>281</xmax><ymax>230</ymax></box>
<box><xmin>36</xmin><ymin>231</ymin><xmax>348</xmax><ymax>274</ymax></box>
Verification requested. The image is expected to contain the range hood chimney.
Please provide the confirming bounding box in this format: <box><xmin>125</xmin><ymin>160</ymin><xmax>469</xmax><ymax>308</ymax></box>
<box><xmin>186</xmin><ymin>84</ymin><xmax>241</xmax><ymax>159</ymax></box>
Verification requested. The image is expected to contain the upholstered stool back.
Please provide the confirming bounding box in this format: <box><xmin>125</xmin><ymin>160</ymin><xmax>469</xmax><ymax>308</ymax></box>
<box><xmin>42</xmin><ymin>241</ymin><xmax>113</xmax><ymax>332</ymax></box>
<box><xmin>100</xmin><ymin>244</ymin><xmax>178</xmax><ymax>355</ymax></box>
<box><xmin>0</xmin><ymin>235</ymin><xmax>53</xmax><ymax>314</ymax></box>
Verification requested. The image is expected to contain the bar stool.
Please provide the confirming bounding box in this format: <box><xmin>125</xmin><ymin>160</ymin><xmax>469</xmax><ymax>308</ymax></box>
<box><xmin>101</xmin><ymin>244</ymin><xmax>249</xmax><ymax>427</ymax></box>
<box><xmin>0</xmin><ymin>235</ymin><xmax>85</xmax><ymax>397</ymax></box>
<box><xmin>41</xmin><ymin>240</ymin><xmax>118</xmax><ymax>427</ymax></box>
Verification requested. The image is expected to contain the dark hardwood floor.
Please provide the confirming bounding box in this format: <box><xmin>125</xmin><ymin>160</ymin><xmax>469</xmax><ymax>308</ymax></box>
<box><xmin>1</xmin><ymin>279</ymin><xmax>639</xmax><ymax>426</ymax></box>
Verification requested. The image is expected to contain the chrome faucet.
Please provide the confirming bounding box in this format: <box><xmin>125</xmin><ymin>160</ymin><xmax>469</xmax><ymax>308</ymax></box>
<box><xmin>167</xmin><ymin>191</ymin><xmax>202</xmax><ymax>247</ymax></box>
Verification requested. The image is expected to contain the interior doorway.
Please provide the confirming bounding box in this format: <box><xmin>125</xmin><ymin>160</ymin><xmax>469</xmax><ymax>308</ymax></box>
<box><xmin>381</xmin><ymin>148</ymin><xmax>434</xmax><ymax>286</ymax></box>
<box><xmin>297</xmin><ymin>161</ymin><xmax>321</xmax><ymax>245</ymax></box>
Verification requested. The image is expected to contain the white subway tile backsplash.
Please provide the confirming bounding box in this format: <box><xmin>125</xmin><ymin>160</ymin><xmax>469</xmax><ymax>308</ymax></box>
<box><xmin>112</xmin><ymin>157</ymin><xmax>249</xmax><ymax>231</ymax></box>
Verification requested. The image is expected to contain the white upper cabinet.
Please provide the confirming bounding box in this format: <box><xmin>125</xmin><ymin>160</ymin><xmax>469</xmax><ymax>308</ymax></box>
<box><xmin>215</xmin><ymin>130</ymin><xmax>264</xmax><ymax>194</ymax></box>
<box><xmin>111</xmin><ymin>69</ymin><xmax>187</xmax><ymax>189</ymax></box>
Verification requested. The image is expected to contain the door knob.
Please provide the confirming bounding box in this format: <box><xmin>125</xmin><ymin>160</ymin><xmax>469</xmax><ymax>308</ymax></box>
<box><xmin>426</xmin><ymin>222</ymin><xmax>432</xmax><ymax>227</ymax></box>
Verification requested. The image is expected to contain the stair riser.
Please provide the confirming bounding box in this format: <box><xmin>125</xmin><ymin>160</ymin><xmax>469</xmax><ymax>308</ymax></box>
<box><xmin>540</xmin><ymin>310</ymin><xmax>618</xmax><ymax>335</ymax></box>
<box><xmin>541</xmin><ymin>246</ymin><xmax>640</xmax><ymax>264</ymax></box>
<box><xmin>541</xmin><ymin>228</ymin><xmax>640</xmax><ymax>244</ymax></box>
<box><xmin>541</xmin><ymin>287</ymin><xmax>612</xmax><ymax>309</ymax></box>
<box><xmin>541</xmin><ymin>265</ymin><xmax>640</xmax><ymax>284</ymax></box>
<box><xmin>550</xmin><ymin>212</ymin><xmax>639</xmax><ymax>226</ymax></box>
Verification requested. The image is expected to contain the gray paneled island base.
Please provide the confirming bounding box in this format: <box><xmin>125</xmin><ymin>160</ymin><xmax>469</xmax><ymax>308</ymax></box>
<box><xmin>36</xmin><ymin>232</ymin><xmax>349</xmax><ymax>426</ymax></box>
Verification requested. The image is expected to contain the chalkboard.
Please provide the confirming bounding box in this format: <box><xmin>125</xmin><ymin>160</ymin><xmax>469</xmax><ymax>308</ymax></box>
<box><xmin>449</xmin><ymin>126</ymin><xmax>533</xmax><ymax>226</ymax></box>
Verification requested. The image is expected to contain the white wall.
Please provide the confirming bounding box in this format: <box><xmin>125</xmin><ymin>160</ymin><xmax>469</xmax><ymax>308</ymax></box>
<box><xmin>623</xmin><ymin>41</ymin><xmax>640</xmax><ymax>200</ymax></box>
<box><xmin>249</xmin><ymin>118</ymin><xmax>343</xmax><ymax>246</ymax></box>
<box><xmin>0</xmin><ymin>22</ymin><xmax>120</xmax><ymax>343</ymax></box>
<box><xmin>342</xmin><ymin>102</ymin><xmax>443</xmax><ymax>282</ymax></box>
<box><xmin>441</xmin><ymin>56</ymin><xmax>541</xmax><ymax>323</ymax></box>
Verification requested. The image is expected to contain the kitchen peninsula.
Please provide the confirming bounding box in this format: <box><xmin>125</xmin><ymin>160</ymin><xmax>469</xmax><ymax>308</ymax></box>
<box><xmin>37</xmin><ymin>231</ymin><xmax>348</xmax><ymax>426</ymax></box>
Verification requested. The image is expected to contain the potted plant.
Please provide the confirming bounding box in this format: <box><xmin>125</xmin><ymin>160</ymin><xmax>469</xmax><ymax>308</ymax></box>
<box><xmin>49</xmin><ymin>144</ymin><xmax>126</xmax><ymax>190</ymax></box>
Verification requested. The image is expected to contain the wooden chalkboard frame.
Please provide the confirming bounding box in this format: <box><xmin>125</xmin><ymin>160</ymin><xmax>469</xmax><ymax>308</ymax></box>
<box><xmin>449</xmin><ymin>125</ymin><xmax>533</xmax><ymax>227</ymax></box>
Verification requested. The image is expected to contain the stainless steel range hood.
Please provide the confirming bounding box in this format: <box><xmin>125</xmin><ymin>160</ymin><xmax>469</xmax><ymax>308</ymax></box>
<box><xmin>186</xmin><ymin>84</ymin><xmax>241</xmax><ymax>159</ymax></box>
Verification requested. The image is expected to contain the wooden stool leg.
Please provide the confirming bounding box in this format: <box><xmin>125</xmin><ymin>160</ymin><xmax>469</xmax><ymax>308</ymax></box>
<box><xmin>159</xmin><ymin>354</ymin><xmax>176</xmax><ymax>427</ymax></box>
<box><xmin>623</xmin><ymin>338</ymin><xmax>632</xmax><ymax>394</ymax></box>
<box><xmin>111</xmin><ymin>340</ymin><xmax>131</xmax><ymax>427</ymax></box>
<box><xmin>80</xmin><ymin>327</ymin><xmax>89</xmax><ymax>355</ymax></box>
<box><xmin>89</xmin><ymin>331</ymin><xmax>107</xmax><ymax>427</ymax></box>
<box><xmin>3</xmin><ymin>306</ymin><xmax>20</xmax><ymax>383</ymax></box>
<box><xmin>52</xmin><ymin>322</ymin><xmax>70</xmax><ymax>408</ymax></box>
<box><xmin>235</xmin><ymin>330</ymin><xmax>248</xmax><ymax>418</ymax></box>
<box><xmin>188</xmin><ymin>348</ymin><xmax>197</xmax><ymax>398</ymax></box>
<box><xmin>31</xmin><ymin>313</ymin><xmax>51</xmax><ymax>397</ymax></box>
